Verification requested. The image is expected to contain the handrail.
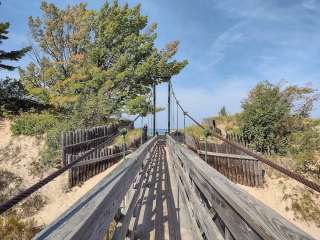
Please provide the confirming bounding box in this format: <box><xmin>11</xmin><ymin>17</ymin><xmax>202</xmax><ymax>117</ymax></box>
<box><xmin>33</xmin><ymin>136</ymin><xmax>157</xmax><ymax>240</ymax></box>
<box><xmin>167</xmin><ymin>135</ymin><xmax>315</xmax><ymax>240</ymax></box>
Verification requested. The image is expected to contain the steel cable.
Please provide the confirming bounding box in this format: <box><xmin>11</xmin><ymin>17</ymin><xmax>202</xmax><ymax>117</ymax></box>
<box><xmin>170</xmin><ymin>86</ymin><xmax>320</xmax><ymax>194</ymax></box>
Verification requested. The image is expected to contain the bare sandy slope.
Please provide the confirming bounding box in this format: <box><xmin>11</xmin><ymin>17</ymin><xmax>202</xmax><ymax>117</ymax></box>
<box><xmin>0</xmin><ymin>119</ymin><xmax>12</xmax><ymax>147</ymax></box>
<box><xmin>237</xmin><ymin>175</ymin><xmax>320</xmax><ymax>239</ymax></box>
<box><xmin>32</xmin><ymin>162</ymin><xmax>120</xmax><ymax>226</ymax></box>
<box><xmin>0</xmin><ymin>119</ymin><xmax>121</xmax><ymax>227</ymax></box>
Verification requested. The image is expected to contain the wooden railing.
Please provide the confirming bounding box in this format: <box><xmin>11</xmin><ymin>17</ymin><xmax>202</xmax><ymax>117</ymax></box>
<box><xmin>34</xmin><ymin>136</ymin><xmax>157</xmax><ymax>240</ymax></box>
<box><xmin>167</xmin><ymin>135</ymin><xmax>315</xmax><ymax>240</ymax></box>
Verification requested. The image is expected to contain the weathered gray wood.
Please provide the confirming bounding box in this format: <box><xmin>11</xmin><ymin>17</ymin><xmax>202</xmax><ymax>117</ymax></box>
<box><xmin>71</xmin><ymin>151</ymin><xmax>130</xmax><ymax>168</ymax></box>
<box><xmin>168</xmin><ymin>145</ymin><xmax>224</xmax><ymax>240</ymax></box>
<box><xmin>225</xmin><ymin>227</ymin><xmax>235</xmax><ymax>240</ymax></box>
<box><xmin>167</xmin><ymin>135</ymin><xmax>315</xmax><ymax>240</ymax></box>
<box><xmin>197</xmin><ymin>150</ymin><xmax>256</xmax><ymax>160</ymax></box>
<box><xmin>112</xmin><ymin>148</ymin><xmax>152</xmax><ymax>240</ymax></box>
<box><xmin>34</xmin><ymin>137</ymin><xmax>157</xmax><ymax>240</ymax></box>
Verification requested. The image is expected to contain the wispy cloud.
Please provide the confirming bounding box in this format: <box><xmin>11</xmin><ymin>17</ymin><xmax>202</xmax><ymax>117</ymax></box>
<box><xmin>207</xmin><ymin>20</ymin><xmax>247</xmax><ymax>67</ymax></box>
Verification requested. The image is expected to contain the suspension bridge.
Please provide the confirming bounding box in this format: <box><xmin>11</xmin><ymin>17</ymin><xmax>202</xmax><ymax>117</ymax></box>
<box><xmin>1</xmin><ymin>81</ymin><xmax>319</xmax><ymax>240</ymax></box>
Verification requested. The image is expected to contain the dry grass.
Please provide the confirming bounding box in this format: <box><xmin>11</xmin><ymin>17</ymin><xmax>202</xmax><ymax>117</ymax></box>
<box><xmin>0</xmin><ymin>214</ymin><xmax>41</xmax><ymax>240</ymax></box>
<box><xmin>113</xmin><ymin>129</ymin><xmax>142</xmax><ymax>146</ymax></box>
<box><xmin>282</xmin><ymin>186</ymin><xmax>320</xmax><ymax>227</ymax></box>
<box><xmin>0</xmin><ymin>169</ymin><xmax>46</xmax><ymax>239</ymax></box>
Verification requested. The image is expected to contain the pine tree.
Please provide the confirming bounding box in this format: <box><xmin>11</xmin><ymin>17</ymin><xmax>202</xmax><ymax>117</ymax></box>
<box><xmin>0</xmin><ymin>22</ymin><xmax>31</xmax><ymax>71</ymax></box>
<box><xmin>20</xmin><ymin>1</ymin><xmax>187</xmax><ymax>126</ymax></box>
<box><xmin>219</xmin><ymin>106</ymin><xmax>227</xmax><ymax>116</ymax></box>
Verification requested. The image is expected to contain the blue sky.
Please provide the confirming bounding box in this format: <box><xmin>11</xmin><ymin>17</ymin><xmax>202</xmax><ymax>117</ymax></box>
<box><xmin>1</xmin><ymin>0</ymin><xmax>320</xmax><ymax>128</ymax></box>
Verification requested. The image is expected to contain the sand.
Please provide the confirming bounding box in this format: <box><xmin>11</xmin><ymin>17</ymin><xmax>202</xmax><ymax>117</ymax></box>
<box><xmin>32</xmin><ymin>162</ymin><xmax>120</xmax><ymax>226</ymax></box>
<box><xmin>0</xmin><ymin>119</ymin><xmax>121</xmax><ymax>227</ymax></box>
<box><xmin>1</xmin><ymin>119</ymin><xmax>320</xmax><ymax>238</ymax></box>
<box><xmin>237</xmin><ymin>175</ymin><xmax>320</xmax><ymax>239</ymax></box>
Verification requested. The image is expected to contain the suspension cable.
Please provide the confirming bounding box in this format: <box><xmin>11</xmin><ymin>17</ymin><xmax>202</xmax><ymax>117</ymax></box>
<box><xmin>169</xmin><ymin>85</ymin><xmax>320</xmax><ymax>194</ymax></box>
<box><xmin>176</xmin><ymin>100</ymin><xmax>179</xmax><ymax>132</ymax></box>
<box><xmin>0</xmin><ymin>115</ymin><xmax>141</xmax><ymax>215</ymax></box>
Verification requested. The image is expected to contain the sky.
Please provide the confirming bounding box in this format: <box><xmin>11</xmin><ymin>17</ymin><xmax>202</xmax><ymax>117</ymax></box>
<box><xmin>1</xmin><ymin>0</ymin><xmax>320</xmax><ymax>128</ymax></box>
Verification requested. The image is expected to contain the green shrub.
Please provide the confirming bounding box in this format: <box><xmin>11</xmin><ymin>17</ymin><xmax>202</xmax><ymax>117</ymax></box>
<box><xmin>289</xmin><ymin>127</ymin><xmax>320</xmax><ymax>170</ymax></box>
<box><xmin>11</xmin><ymin>112</ymin><xmax>58</xmax><ymax>136</ymax></box>
<box><xmin>185</xmin><ymin>125</ymin><xmax>206</xmax><ymax>139</ymax></box>
<box><xmin>239</xmin><ymin>81</ymin><xmax>317</xmax><ymax>154</ymax></box>
<box><xmin>40</xmin><ymin>120</ymin><xmax>73</xmax><ymax>167</ymax></box>
<box><xmin>113</xmin><ymin>129</ymin><xmax>142</xmax><ymax>146</ymax></box>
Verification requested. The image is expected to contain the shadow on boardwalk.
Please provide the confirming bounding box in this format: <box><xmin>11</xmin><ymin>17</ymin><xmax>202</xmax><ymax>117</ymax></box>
<box><xmin>133</xmin><ymin>140</ymin><xmax>182</xmax><ymax>240</ymax></box>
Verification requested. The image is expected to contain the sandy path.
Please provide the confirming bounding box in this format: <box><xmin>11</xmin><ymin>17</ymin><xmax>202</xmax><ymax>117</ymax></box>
<box><xmin>237</xmin><ymin>175</ymin><xmax>320</xmax><ymax>239</ymax></box>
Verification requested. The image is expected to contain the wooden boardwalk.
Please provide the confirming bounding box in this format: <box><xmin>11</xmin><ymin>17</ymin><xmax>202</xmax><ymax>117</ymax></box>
<box><xmin>131</xmin><ymin>139</ymin><xmax>194</xmax><ymax>239</ymax></box>
<box><xmin>34</xmin><ymin>136</ymin><xmax>315</xmax><ymax>240</ymax></box>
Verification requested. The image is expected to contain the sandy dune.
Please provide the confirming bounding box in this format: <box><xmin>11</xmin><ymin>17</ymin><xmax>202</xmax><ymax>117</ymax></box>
<box><xmin>0</xmin><ymin>119</ymin><xmax>121</xmax><ymax>227</ymax></box>
<box><xmin>1</xmin><ymin>119</ymin><xmax>319</xmax><ymax>238</ymax></box>
<box><xmin>238</xmin><ymin>175</ymin><xmax>320</xmax><ymax>239</ymax></box>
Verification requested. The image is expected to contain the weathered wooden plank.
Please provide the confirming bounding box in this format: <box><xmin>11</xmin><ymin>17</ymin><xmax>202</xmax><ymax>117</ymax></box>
<box><xmin>112</xmin><ymin>146</ymin><xmax>152</xmax><ymax>240</ymax></box>
<box><xmin>197</xmin><ymin>150</ymin><xmax>256</xmax><ymax>160</ymax></box>
<box><xmin>34</xmin><ymin>137</ymin><xmax>157</xmax><ymax>240</ymax></box>
<box><xmin>168</xmin><ymin>146</ymin><xmax>224</xmax><ymax>240</ymax></box>
<box><xmin>167</xmin><ymin>135</ymin><xmax>315</xmax><ymax>240</ymax></box>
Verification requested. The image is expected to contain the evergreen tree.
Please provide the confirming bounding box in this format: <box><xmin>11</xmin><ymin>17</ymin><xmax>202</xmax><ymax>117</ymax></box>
<box><xmin>20</xmin><ymin>1</ymin><xmax>187</xmax><ymax>126</ymax></box>
<box><xmin>0</xmin><ymin>22</ymin><xmax>30</xmax><ymax>71</ymax></box>
<box><xmin>219</xmin><ymin>106</ymin><xmax>227</xmax><ymax>116</ymax></box>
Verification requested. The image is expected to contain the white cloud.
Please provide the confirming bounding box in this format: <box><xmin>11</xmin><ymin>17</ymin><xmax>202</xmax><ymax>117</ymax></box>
<box><xmin>208</xmin><ymin>20</ymin><xmax>247</xmax><ymax>67</ymax></box>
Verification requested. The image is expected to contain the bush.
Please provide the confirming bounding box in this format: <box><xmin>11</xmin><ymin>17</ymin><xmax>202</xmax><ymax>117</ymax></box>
<box><xmin>239</xmin><ymin>81</ymin><xmax>317</xmax><ymax>154</ymax></box>
<box><xmin>10</xmin><ymin>112</ymin><xmax>71</xmax><ymax>167</ymax></box>
<box><xmin>11</xmin><ymin>112</ymin><xmax>58</xmax><ymax>136</ymax></box>
<box><xmin>289</xmin><ymin>126</ymin><xmax>320</xmax><ymax>171</ymax></box>
<box><xmin>185</xmin><ymin>125</ymin><xmax>206</xmax><ymax>139</ymax></box>
<box><xmin>113</xmin><ymin>129</ymin><xmax>142</xmax><ymax>146</ymax></box>
<box><xmin>40</xmin><ymin>120</ymin><xmax>73</xmax><ymax>167</ymax></box>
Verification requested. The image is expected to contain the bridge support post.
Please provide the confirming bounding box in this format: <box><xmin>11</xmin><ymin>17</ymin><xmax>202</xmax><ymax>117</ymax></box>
<box><xmin>153</xmin><ymin>83</ymin><xmax>156</xmax><ymax>136</ymax></box>
<box><xmin>168</xmin><ymin>80</ymin><xmax>171</xmax><ymax>134</ymax></box>
<box><xmin>176</xmin><ymin>100</ymin><xmax>178</xmax><ymax>134</ymax></box>
<box><xmin>184</xmin><ymin>111</ymin><xmax>186</xmax><ymax>143</ymax></box>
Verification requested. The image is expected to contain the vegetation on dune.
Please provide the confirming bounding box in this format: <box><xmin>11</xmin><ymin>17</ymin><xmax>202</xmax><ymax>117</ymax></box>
<box><xmin>186</xmin><ymin>82</ymin><xmax>320</xmax><ymax>226</ymax></box>
<box><xmin>239</xmin><ymin>80</ymin><xmax>319</xmax><ymax>155</ymax></box>
<box><xmin>11</xmin><ymin>112</ymin><xmax>59</xmax><ymax>136</ymax></box>
<box><xmin>0</xmin><ymin>0</ymin><xmax>187</xmax><ymax>168</ymax></box>
<box><xmin>0</xmin><ymin>215</ymin><xmax>40</xmax><ymax>240</ymax></box>
<box><xmin>113</xmin><ymin>128</ymin><xmax>142</xmax><ymax>146</ymax></box>
<box><xmin>188</xmin><ymin>81</ymin><xmax>320</xmax><ymax>178</ymax></box>
<box><xmin>0</xmin><ymin>170</ymin><xmax>45</xmax><ymax>239</ymax></box>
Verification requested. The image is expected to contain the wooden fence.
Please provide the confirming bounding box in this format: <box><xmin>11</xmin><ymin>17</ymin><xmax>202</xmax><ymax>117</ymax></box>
<box><xmin>61</xmin><ymin>124</ymin><xmax>119</xmax><ymax>166</ymax></box>
<box><xmin>61</xmin><ymin>124</ymin><xmax>145</xmax><ymax>187</ymax></box>
<box><xmin>186</xmin><ymin>134</ymin><xmax>264</xmax><ymax>187</ymax></box>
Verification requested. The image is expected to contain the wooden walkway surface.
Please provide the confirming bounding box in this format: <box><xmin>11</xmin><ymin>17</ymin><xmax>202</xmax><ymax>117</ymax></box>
<box><xmin>34</xmin><ymin>136</ymin><xmax>315</xmax><ymax>240</ymax></box>
<box><xmin>131</xmin><ymin>139</ymin><xmax>194</xmax><ymax>240</ymax></box>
